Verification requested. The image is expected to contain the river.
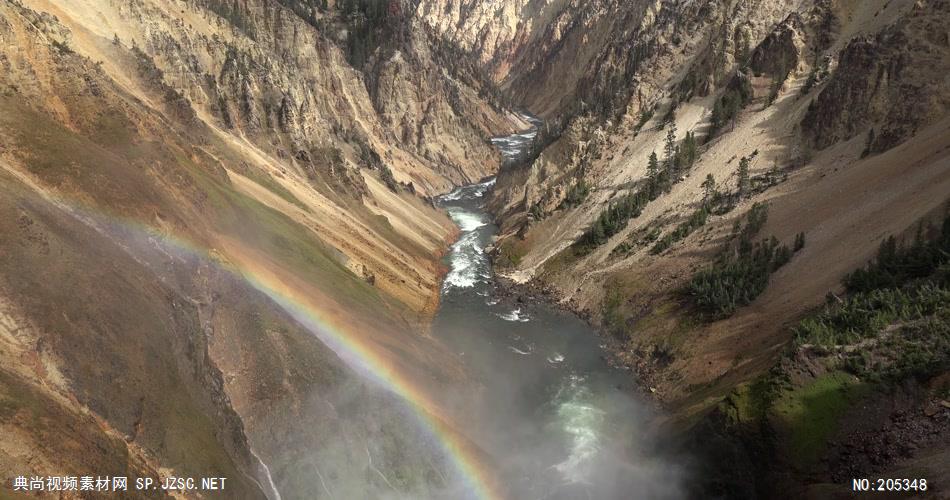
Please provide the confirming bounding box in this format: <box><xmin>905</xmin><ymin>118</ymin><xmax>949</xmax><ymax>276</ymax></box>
<box><xmin>432</xmin><ymin>120</ymin><xmax>682</xmax><ymax>499</ymax></box>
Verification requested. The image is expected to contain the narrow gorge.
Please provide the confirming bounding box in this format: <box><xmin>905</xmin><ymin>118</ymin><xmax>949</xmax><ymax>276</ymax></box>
<box><xmin>1</xmin><ymin>0</ymin><xmax>948</xmax><ymax>499</ymax></box>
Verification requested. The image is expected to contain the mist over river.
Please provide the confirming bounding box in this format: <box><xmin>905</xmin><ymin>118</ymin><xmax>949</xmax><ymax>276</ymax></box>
<box><xmin>430</xmin><ymin>120</ymin><xmax>683</xmax><ymax>499</ymax></box>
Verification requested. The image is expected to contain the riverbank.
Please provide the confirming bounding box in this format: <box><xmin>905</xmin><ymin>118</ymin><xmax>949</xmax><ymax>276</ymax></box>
<box><xmin>486</xmin><ymin>263</ymin><xmax>678</xmax><ymax>406</ymax></box>
<box><xmin>431</xmin><ymin>126</ymin><xmax>685</xmax><ymax>498</ymax></box>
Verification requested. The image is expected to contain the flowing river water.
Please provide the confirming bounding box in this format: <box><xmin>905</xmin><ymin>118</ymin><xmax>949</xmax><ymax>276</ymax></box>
<box><xmin>432</xmin><ymin>121</ymin><xmax>682</xmax><ymax>499</ymax></box>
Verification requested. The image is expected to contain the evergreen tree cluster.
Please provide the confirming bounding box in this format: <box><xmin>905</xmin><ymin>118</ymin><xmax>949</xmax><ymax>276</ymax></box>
<box><xmin>792</xmin><ymin>214</ymin><xmax>950</xmax><ymax>381</ymax></box>
<box><xmin>800</xmin><ymin>54</ymin><xmax>829</xmax><ymax>96</ymax></box>
<box><xmin>701</xmin><ymin>173</ymin><xmax>717</xmax><ymax>204</ymax></box>
<box><xmin>636</xmin><ymin>106</ymin><xmax>655</xmax><ymax>131</ymax></box>
<box><xmin>736</xmin><ymin>151</ymin><xmax>757</xmax><ymax>197</ymax></box>
<box><xmin>735</xmin><ymin>201</ymin><xmax>769</xmax><ymax>240</ymax></box>
<box><xmin>379</xmin><ymin>163</ymin><xmax>399</xmax><ymax>192</ymax></box>
<box><xmin>795</xmin><ymin>285</ymin><xmax>949</xmax><ymax>348</ymax></box>
<box><xmin>648</xmin><ymin>180</ymin><xmax>753</xmax><ymax>255</ymax></box>
<box><xmin>688</xmin><ymin>235</ymin><xmax>797</xmax><ymax>319</ymax></box>
<box><xmin>561</xmin><ymin>179</ymin><xmax>591</xmax><ymax>209</ymax></box>
<box><xmin>845</xmin><ymin>217</ymin><xmax>950</xmax><ymax>293</ymax></box>
<box><xmin>528</xmin><ymin>203</ymin><xmax>544</xmax><ymax>220</ymax></box>
<box><xmin>650</xmin><ymin>207</ymin><xmax>710</xmax><ymax>254</ymax></box>
<box><xmin>579</xmin><ymin>186</ymin><xmax>652</xmax><ymax>247</ymax></box>
<box><xmin>793</xmin><ymin>232</ymin><xmax>806</xmax><ymax>252</ymax></box>
<box><xmin>688</xmin><ymin>203</ymin><xmax>803</xmax><ymax>319</ymax></box>
<box><xmin>578</xmin><ymin>128</ymin><xmax>700</xmax><ymax>248</ymax></box>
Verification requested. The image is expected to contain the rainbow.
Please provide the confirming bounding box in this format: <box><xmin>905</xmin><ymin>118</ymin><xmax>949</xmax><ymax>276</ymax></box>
<box><xmin>223</xmin><ymin>244</ymin><xmax>505</xmax><ymax>500</ymax></box>
<box><xmin>17</xmin><ymin>189</ymin><xmax>504</xmax><ymax>500</ymax></box>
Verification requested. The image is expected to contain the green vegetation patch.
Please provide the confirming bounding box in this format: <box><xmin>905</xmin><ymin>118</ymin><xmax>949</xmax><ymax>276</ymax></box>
<box><xmin>793</xmin><ymin>215</ymin><xmax>950</xmax><ymax>384</ymax></box>
<box><xmin>737</xmin><ymin>213</ymin><xmax>950</xmax><ymax>471</ymax></box>
<box><xmin>650</xmin><ymin>206</ymin><xmax>710</xmax><ymax>254</ymax></box>
<box><xmin>772</xmin><ymin>371</ymin><xmax>871</xmax><ymax>466</ymax></box>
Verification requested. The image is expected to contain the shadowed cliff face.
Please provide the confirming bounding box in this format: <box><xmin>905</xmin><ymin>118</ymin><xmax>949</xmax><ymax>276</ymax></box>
<box><xmin>801</xmin><ymin>3</ymin><xmax>950</xmax><ymax>153</ymax></box>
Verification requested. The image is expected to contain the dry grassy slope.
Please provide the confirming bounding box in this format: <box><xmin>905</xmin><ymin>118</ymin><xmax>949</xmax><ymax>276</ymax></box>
<box><xmin>488</xmin><ymin>0</ymin><xmax>950</xmax><ymax>412</ymax></box>
<box><xmin>0</xmin><ymin>0</ymin><xmax>500</xmax><ymax>497</ymax></box>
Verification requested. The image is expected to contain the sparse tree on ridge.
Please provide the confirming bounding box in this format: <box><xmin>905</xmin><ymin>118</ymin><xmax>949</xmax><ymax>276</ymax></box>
<box><xmin>736</xmin><ymin>151</ymin><xmax>758</xmax><ymax>197</ymax></box>
<box><xmin>677</xmin><ymin>131</ymin><xmax>698</xmax><ymax>171</ymax></box>
<box><xmin>702</xmin><ymin>174</ymin><xmax>717</xmax><ymax>205</ymax></box>
<box><xmin>664</xmin><ymin>125</ymin><xmax>678</xmax><ymax>170</ymax></box>
<box><xmin>647</xmin><ymin>151</ymin><xmax>660</xmax><ymax>180</ymax></box>
<box><xmin>794</xmin><ymin>232</ymin><xmax>806</xmax><ymax>252</ymax></box>
<box><xmin>662</xmin><ymin>126</ymin><xmax>678</xmax><ymax>192</ymax></box>
<box><xmin>737</xmin><ymin>156</ymin><xmax>750</xmax><ymax>197</ymax></box>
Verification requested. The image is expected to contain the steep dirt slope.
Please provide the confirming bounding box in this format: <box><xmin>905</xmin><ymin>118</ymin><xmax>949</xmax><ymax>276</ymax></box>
<box><xmin>486</xmin><ymin>0</ymin><xmax>950</xmax><ymax>398</ymax></box>
<box><xmin>0</xmin><ymin>0</ymin><xmax>515</xmax><ymax>497</ymax></box>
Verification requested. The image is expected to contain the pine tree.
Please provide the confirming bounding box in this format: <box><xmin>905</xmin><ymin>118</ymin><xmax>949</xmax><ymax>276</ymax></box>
<box><xmin>737</xmin><ymin>155</ymin><xmax>751</xmax><ymax>197</ymax></box>
<box><xmin>861</xmin><ymin>128</ymin><xmax>875</xmax><ymax>158</ymax></box>
<box><xmin>680</xmin><ymin>131</ymin><xmax>698</xmax><ymax>169</ymax></box>
<box><xmin>702</xmin><ymin>174</ymin><xmax>717</xmax><ymax>205</ymax></box>
<box><xmin>662</xmin><ymin>125</ymin><xmax>678</xmax><ymax>192</ymax></box>
<box><xmin>647</xmin><ymin>151</ymin><xmax>660</xmax><ymax>180</ymax></box>
<box><xmin>794</xmin><ymin>232</ymin><xmax>806</xmax><ymax>252</ymax></box>
<box><xmin>664</xmin><ymin>125</ymin><xmax>678</xmax><ymax>169</ymax></box>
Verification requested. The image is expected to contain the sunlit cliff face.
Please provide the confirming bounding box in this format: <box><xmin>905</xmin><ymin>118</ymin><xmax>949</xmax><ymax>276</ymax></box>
<box><xmin>0</xmin><ymin>0</ymin><xmax>512</xmax><ymax>496</ymax></box>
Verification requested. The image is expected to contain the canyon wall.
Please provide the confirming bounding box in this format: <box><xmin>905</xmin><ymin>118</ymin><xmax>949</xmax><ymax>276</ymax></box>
<box><xmin>422</xmin><ymin>0</ymin><xmax>950</xmax><ymax>495</ymax></box>
<box><xmin>0</xmin><ymin>0</ymin><xmax>517</xmax><ymax>497</ymax></box>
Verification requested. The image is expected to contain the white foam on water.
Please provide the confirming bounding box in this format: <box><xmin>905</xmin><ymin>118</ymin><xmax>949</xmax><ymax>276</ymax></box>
<box><xmin>508</xmin><ymin>345</ymin><xmax>533</xmax><ymax>356</ymax></box>
<box><xmin>547</xmin><ymin>353</ymin><xmax>566</xmax><ymax>364</ymax></box>
<box><xmin>553</xmin><ymin>375</ymin><xmax>605</xmax><ymax>484</ymax></box>
<box><xmin>440</xmin><ymin>190</ymin><xmax>464</xmax><ymax>201</ymax></box>
<box><xmin>497</xmin><ymin>308</ymin><xmax>530</xmax><ymax>322</ymax></box>
<box><xmin>470</xmin><ymin>178</ymin><xmax>497</xmax><ymax>198</ymax></box>
<box><xmin>442</xmin><ymin>177</ymin><xmax>497</xmax><ymax>202</ymax></box>
<box><xmin>442</xmin><ymin>206</ymin><xmax>490</xmax><ymax>291</ymax></box>
<box><xmin>443</xmin><ymin>230</ymin><xmax>486</xmax><ymax>290</ymax></box>
<box><xmin>448</xmin><ymin>208</ymin><xmax>486</xmax><ymax>232</ymax></box>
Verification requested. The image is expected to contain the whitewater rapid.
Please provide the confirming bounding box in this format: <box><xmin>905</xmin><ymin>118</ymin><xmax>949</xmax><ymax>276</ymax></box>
<box><xmin>431</xmin><ymin>120</ymin><xmax>682</xmax><ymax>499</ymax></box>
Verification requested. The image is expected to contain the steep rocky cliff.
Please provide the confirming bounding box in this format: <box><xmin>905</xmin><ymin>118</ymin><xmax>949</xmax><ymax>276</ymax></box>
<box><xmin>0</xmin><ymin>0</ymin><xmax>518</xmax><ymax>497</ymax></box>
